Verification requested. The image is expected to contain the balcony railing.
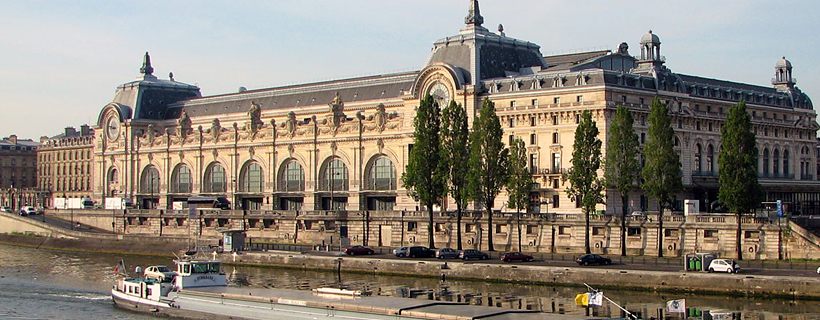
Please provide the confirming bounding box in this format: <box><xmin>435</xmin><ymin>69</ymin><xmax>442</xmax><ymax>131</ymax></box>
<box><xmin>758</xmin><ymin>173</ymin><xmax>795</xmax><ymax>179</ymax></box>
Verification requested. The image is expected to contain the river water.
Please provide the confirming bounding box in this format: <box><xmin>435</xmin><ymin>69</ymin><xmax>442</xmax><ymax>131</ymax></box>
<box><xmin>0</xmin><ymin>244</ymin><xmax>818</xmax><ymax>320</ymax></box>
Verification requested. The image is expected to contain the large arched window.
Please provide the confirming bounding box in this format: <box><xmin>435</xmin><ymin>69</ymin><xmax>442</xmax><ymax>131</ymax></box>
<box><xmin>204</xmin><ymin>163</ymin><xmax>227</xmax><ymax>193</ymax></box>
<box><xmin>320</xmin><ymin>158</ymin><xmax>349</xmax><ymax>191</ymax></box>
<box><xmin>367</xmin><ymin>156</ymin><xmax>396</xmax><ymax>190</ymax></box>
<box><xmin>108</xmin><ymin>168</ymin><xmax>119</xmax><ymax>184</ymax></box>
<box><xmin>773</xmin><ymin>149</ymin><xmax>780</xmax><ymax>175</ymax></box>
<box><xmin>171</xmin><ymin>165</ymin><xmax>192</xmax><ymax>193</ymax></box>
<box><xmin>140</xmin><ymin>166</ymin><xmax>160</xmax><ymax>194</ymax></box>
<box><xmin>762</xmin><ymin>148</ymin><xmax>769</xmax><ymax>175</ymax></box>
<box><xmin>240</xmin><ymin>161</ymin><xmax>264</xmax><ymax>193</ymax></box>
<box><xmin>706</xmin><ymin>144</ymin><xmax>714</xmax><ymax>173</ymax></box>
<box><xmin>279</xmin><ymin>160</ymin><xmax>304</xmax><ymax>191</ymax></box>
<box><xmin>694</xmin><ymin>144</ymin><xmax>702</xmax><ymax>172</ymax></box>
<box><xmin>783</xmin><ymin>149</ymin><xmax>790</xmax><ymax>176</ymax></box>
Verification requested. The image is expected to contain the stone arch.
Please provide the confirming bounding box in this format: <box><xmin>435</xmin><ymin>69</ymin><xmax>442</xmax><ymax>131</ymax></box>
<box><xmin>277</xmin><ymin>158</ymin><xmax>305</xmax><ymax>192</ymax></box>
<box><xmin>318</xmin><ymin>156</ymin><xmax>350</xmax><ymax>191</ymax></box>
<box><xmin>170</xmin><ymin>163</ymin><xmax>193</xmax><ymax>194</ymax></box>
<box><xmin>239</xmin><ymin>160</ymin><xmax>265</xmax><ymax>193</ymax></box>
<box><xmin>203</xmin><ymin>161</ymin><xmax>228</xmax><ymax>193</ymax></box>
<box><xmin>140</xmin><ymin>165</ymin><xmax>161</xmax><ymax>194</ymax></box>
<box><xmin>363</xmin><ymin>154</ymin><xmax>397</xmax><ymax>190</ymax></box>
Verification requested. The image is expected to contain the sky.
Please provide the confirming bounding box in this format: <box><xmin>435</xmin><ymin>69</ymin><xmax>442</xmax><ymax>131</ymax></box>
<box><xmin>1</xmin><ymin>1</ymin><xmax>819</xmax><ymax>141</ymax></box>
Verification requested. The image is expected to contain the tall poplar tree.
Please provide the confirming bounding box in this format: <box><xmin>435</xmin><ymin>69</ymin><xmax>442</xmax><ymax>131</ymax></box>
<box><xmin>440</xmin><ymin>100</ymin><xmax>471</xmax><ymax>250</ymax></box>
<box><xmin>719</xmin><ymin>102</ymin><xmax>764</xmax><ymax>260</ymax></box>
<box><xmin>565</xmin><ymin>111</ymin><xmax>604</xmax><ymax>254</ymax></box>
<box><xmin>507</xmin><ymin>137</ymin><xmax>532</xmax><ymax>252</ymax></box>
<box><xmin>604</xmin><ymin>106</ymin><xmax>642</xmax><ymax>257</ymax></box>
<box><xmin>468</xmin><ymin>99</ymin><xmax>508</xmax><ymax>251</ymax></box>
<box><xmin>402</xmin><ymin>95</ymin><xmax>446</xmax><ymax>249</ymax></box>
<box><xmin>642</xmin><ymin>97</ymin><xmax>682</xmax><ymax>258</ymax></box>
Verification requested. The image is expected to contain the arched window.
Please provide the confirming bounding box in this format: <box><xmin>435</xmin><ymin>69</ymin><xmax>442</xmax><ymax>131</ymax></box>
<box><xmin>204</xmin><ymin>163</ymin><xmax>227</xmax><ymax>193</ymax></box>
<box><xmin>108</xmin><ymin>168</ymin><xmax>118</xmax><ymax>184</ymax></box>
<box><xmin>140</xmin><ymin>166</ymin><xmax>160</xmax><ymax>194</ymax></box>
<box><xmin>279</xmin><ymin>160</ymin><xmax>305</xmax><ymax>191</ymax></box>
<box><xmin>706</xmin><ymin>145</ymin><xmax>714</xmax><ymax>173</ymax></box>
<box><xmin>367</xmin><ymin>156</ymin><xmax>396</xmax><ymax>190</ymax></box>
<box><xmin>773</xmin><ymin>149</ymin><xmax>780</xmax><ymax>175</ymax></box>
<box><xmin>783</xmin><ymin>149</ymin><xmax>790</xmax><ymax>176</ymax></box>
<box><xmin>171</xmin><ymin>165</ymin><xmax>192</xmax><ymax>193</ymax></box>
<box><xmin>240</xmin><ymin>162</ymin><xmax>264</xmax><ymax>193</ymax></box>
<box><xmin>320</xmin><ymin>158</ymin><xmax>349</xmax><ymax>191</ymax></box>
<box><xmin>694</xmin><ymin>144</ymin><xmax>702</xmax><ymax>172</ymax></box>
<box><xmin>762</xmin><ymin>148</ymin><xmax>769</xmax><ymax>175</ymax></box>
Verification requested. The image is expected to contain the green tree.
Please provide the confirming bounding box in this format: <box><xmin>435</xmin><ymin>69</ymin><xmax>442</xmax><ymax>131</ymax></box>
<box><xmin>642</xmin><ymin>97</ymin><xmax>682</xmax><ymax>258</ymax></box>
<box><xmin>440</xmin><ymin>100</ymin><xmax>471</xmax><ymax>250</ymax></box>
<box><xmin>564</xmin><ymin>111</ymin><xmax>605</xmax><ymax>254</ymax></box>
<box><xmin>468</xmin><ymin>99</ymin><xmax>508</xmax><ymax>251</ymax></box>
<box><xmin>718</xmin><ymin>102</ymin><xmax>764</xmax><ymax>261</ymax></box>
<box><xmin>604</xmin><ymin>106</ymin><xmax>642</xmax><ymax>257</ymax></box>
<box><xmin>507</xmin><ymin>137</ymin><xmax>532</xmax><ymax>252</ymax></box>
<box><xmin>401</xmin><ymin>94</ymin><xmax>446</xmax><ymax>249</ymax></box>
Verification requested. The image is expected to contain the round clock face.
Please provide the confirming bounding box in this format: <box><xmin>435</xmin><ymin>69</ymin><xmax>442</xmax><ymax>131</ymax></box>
<box><xmin>428</xmin><ymin>82</ymin><xmax>451</xmax><ymax>107</ymax></box>
<box><xmin>106</xmin><ymin>117</ymin><xmax>120</xmax><ymax>141</ymax></box>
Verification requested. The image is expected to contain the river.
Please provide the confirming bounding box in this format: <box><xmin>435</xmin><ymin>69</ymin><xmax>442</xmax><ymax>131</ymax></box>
<box><xmin>0</xmin><ymin>244</ymin><xmax>817</xmax><ymax>320</ymax></box>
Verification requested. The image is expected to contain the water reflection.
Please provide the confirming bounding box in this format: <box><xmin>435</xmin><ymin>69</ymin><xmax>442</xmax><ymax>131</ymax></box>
<box><xmin>1</xmin><ymin>244</ymin><xmax>818</xmax><ymax>320</ymax></box>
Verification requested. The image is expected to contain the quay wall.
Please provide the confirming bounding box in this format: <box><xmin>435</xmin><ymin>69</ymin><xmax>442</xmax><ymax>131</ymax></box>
<box><xmin>42</xmin><ymin>208</ymin><xmax>820</xmax><ymax>260</ymax></box>
<box><xmin>229</xmin><ymin>251</ymin><xmax>820</xmax><ymax>300</ymax></box>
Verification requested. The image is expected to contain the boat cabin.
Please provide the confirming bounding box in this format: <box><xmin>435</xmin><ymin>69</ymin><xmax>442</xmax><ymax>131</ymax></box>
<box><xmin>116</xmin><ymin>278</ymin><xmax>170</xmax><ymax>301</ymax></box>
<box><xmin>173</xmin><ymin>259</ymin><xmax>227</xmax><ymax>289</ymax></box>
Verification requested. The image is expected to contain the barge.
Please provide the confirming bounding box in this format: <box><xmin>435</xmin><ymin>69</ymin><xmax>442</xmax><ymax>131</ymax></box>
<box><xmin>112</xmin><ymin>258</ymin><xmax>590</xmax><ymax>320</ymax></box>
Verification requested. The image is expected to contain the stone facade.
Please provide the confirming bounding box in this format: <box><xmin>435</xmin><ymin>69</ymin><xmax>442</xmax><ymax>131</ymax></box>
<box><xmin>0</xmin><ymin>135</ymin><xmax>39</xmax><ymax>210</ymax></box>
<box><xmin>37</xmin><ymin>125</ymin><xmax>96</xmax><ymax>207</ymax></box>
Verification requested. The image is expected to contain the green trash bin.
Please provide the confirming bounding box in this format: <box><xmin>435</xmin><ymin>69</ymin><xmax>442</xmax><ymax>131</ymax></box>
<box><xmin>695</xmin><ymin>259</ymin><xmax>702</xmax><ymax>271</ymax></box>
<box><xmin>688</xmin><ymin>258</ymin><xmax>696</xmax><ymax>270</ymax></box>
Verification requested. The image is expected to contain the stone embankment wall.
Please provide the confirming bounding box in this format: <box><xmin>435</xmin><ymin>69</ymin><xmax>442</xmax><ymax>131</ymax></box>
<box><xmin>228</xmin><ymin>250</ymin><xmax>820</xmax><ymax>300</ymax></box>
<box><xmin>42</xmin><ymin>209</ymin><xmax>820</xmax><ymax>260</ymax></box>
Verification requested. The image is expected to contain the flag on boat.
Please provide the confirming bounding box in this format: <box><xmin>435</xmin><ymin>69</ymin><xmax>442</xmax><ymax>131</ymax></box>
<box><xmin>575</xmin><ymin>293</ymin><xmax>588</xmax><ymax>306</ymax></box>
<box><xmin>666</xmin><ymin>299</ymin><xmax>686</xmax><ymax>313</ymax></box>
<box><xmin>588</xmin><ymin>292</ymin><xmax>603</xmax><ymax>306</ymax></box>
<box><xmin>114</xmin><ymin>259</ymin><xmax>125</xmax><ymax>275</ymax></box>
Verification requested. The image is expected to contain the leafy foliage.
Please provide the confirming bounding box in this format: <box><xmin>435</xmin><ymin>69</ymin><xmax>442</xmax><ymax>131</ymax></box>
<box><xmin>401</xmin><ymin>94</ymin><xmax>446</xmax><ymax>249</ymax></box>
<box><xmin>440</xmin><ymin>100</ymin><xmax>471</xmax><ymax>250</ymax></box>
<box><xmin>507</xmin><ymin>137</ymin><xmax>532</xmax><ymax>252</ymax></box>
<box><xmin>468</xmin><ymin>99</ymin><xmax>508</xmax><ymax>251</ymax></box>
<box><xmin>718</xmin><ymin>102</ymin><xmax>764</xmax><ymax>260</ymax></box>
<box><xmin>604</xmin><ymin>106</ymin><xmax>641</xmax><ymax>256</ymax></box>
<box><xmin>641</xmin><ymin>97</ymin><xmax>682</xmax><ymax>257</ymax></box>
<box><xmin>564</xmin><ymin>111</ymin><xmax>604</xmax><ymax>254</ymax></box>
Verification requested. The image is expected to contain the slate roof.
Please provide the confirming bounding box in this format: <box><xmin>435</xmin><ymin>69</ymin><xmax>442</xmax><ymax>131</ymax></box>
<box><xmin>543</xmin><ymin>50</ymin><xmax>611</xmax><ymax>70</ymax></box>
<box><xmin>170</xmin><ymin>72</ymin><xmax>418</xmax><ymax>119</ymax></box>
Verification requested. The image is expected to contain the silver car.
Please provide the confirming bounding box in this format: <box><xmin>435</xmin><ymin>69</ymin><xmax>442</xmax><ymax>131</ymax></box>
<box><xmin>436</xmin><ymin>248</ymin><xmax>459</xmax><ymax>259</ymax></box>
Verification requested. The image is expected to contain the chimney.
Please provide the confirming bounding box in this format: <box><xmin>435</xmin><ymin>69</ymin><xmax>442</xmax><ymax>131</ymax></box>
<box><xmin>8</xmin><ymin>135</ymin><xmax>17</xmax><ymax>144</ymax></box>
<box><xmin>80</xmin><ymin>124</ymin><xmax>90</xmax><ymax>136</ymax></box>
<box><xmin>65</xmin><ymin>127</ymin><xmax>76</xmax><ymax>136</ymax></box>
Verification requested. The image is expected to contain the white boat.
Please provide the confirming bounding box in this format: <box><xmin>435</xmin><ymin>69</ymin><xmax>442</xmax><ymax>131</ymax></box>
<box><xmin>112</xmin><ymin>258</ymin><xmax>588</xmax><ymax>320</ymax></box>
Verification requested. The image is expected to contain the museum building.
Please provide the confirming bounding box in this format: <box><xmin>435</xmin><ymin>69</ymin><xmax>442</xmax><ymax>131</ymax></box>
<box><xmin>89</xmin><ymin>0</ymin><xmax>818</xmax><ymax>217</ymax></box>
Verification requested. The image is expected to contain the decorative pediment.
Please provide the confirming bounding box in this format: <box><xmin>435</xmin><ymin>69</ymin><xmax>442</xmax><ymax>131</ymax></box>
<box><xmin>363</xmin><ymin>103</ymin><xmax>399</xmax><ymax>133</ymax></box>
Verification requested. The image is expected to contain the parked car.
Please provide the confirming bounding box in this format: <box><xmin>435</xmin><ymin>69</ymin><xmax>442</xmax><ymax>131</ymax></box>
<box><xmin>501</xmin><ymin>252</ymin><xmax>533</xmax><ymax>262</ymax></box>
<box><xmin>436</xmin><ymin>247</ymin><xmax>459</xmax><ymax>259</ymax></box>
<box><xmin>576</xmin><ymin>254</ymin><xmax>612</xmax><ymax>266</ymax></box>
<box><xmin>21</xmin><ymin>206</ymin><xmax>37</xmax><ymax>215</ymax></box>
<box><xmin>0</xmin><ymin>206</ymin><xmax>11</xmax><ymax>213</ymax></box>
<box><xmin>343</xmin><ymin>245</ymin><xmax>375</xmax><ymax>255</ymax></box>
<box><xmin>143</xmin><ymin>265</ymin><xmax>177</xmax><ymax>282</ymax></box>
<box><xmin>708</xmin><ymin>259</ymin><xmax>740</xmax><ymax>273</ymax></box>
<box><xmin>394</xmin><ymin>246</ymin><xmax>435</xmax><ymax>258</ymax></box>
<box><xmin>459</xmin><ymin>249</ymin><xmax>489</xmax><ymax>260</ymax></box>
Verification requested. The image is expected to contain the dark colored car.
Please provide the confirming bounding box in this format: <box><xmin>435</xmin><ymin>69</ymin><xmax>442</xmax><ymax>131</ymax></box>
<box><xmin>436</xmin><ymin>248</ymin><xmax>459</xmax><ymax>259</ymax></box>
<box><xmin>459</xmin><ymin>249</ymin><xmax>489</xmax><ymax>260</ymax></box>
<box><xmin>576</xmin><ymin>254</ymin><xmax>612</xmax><ymax>266</ymax></box>
<box><xmin>394</xmin><ymin>246</ymin><xmax>435</xmax><ymax>258</ymax></box>
<box><xmin>501</xmin><ymin>252</ymin><xmax>533</xmax><ymax>262</ymax></box>
<box><xmin>343</xmin><ymin>245</ymin><xmax>375</xmax><ymax>255</ymax></box>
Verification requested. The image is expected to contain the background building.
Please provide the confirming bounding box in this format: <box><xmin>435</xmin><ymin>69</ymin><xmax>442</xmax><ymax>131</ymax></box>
<box><xmin>0</xmin><ymin>135</ymin><xmax>39</xmax><ymax>210</ymax></box>
<box><xmin>37</xmin><ymin>125</ymin><xmax>96</xmax><ymax>208</ymax></box>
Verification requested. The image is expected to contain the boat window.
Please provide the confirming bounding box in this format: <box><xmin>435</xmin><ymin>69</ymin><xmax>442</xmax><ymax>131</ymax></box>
<box><xmin>183</xmin><ymin>265</ymin><xmax>190</xmax><ymax>274</ymax></box>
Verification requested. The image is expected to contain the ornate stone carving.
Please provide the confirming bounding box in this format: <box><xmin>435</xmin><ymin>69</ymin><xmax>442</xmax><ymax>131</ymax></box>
<box><xmin>377</xmin><ymin>139</ymin><xmax>384</xmax><ymax>153</ymax></box>
<box><xmin>320</xmin><ymin>92</ymin><xmax>347</xmax><ymax>136</ymax></box>
<box><xmin>178</xmin><ymin>111</ymin><xmax>192</xmax><ymax>139</ymax></box>
<box><xmin>244</xmin><ymin>101</ymin><xmax>264</xmax><ymax>139</ymax></box>
<box><xmin>279</xmin><ymin>112</ymin><xmax>300</xmax><ymax>138</ymax></box>
<box><xmin>363</xmin><ymin>104</ymin><xmax>399</xmax><ymax>133</ymax></box>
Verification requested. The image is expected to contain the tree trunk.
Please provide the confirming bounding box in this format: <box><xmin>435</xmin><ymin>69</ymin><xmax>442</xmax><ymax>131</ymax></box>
<box><xmin>621</xmin><ymin>194</ymin><xmax>627</xmax><ymax>257</ymax></box>
<box><xmin>736</xmin><ymin>212</ymin><xmax>743</xmax><ymax>260</ymax></box>
<box><xmin>657</xmin><ymin>201</ymin><xmax>664</xmax><ymax>258</ymax></box>
<box><xmin>428</xmin><ymin>204</ymin><xmax>436</xmax><ymax>249</ymax></box>
<box><xmin>517</xmin><ymin>208</ymin><xmax>522</xmax><ymax>252</ymax></box>
<box><xmin>486</xmin><ymin>206</ymin><xmax>494</xmax><ymax>251</ymax></box>
<box><xmin>456</xmin><ymin>206</ymin><xmax>463</xmax><ymax>250</ymax></box>
<box><xmin>584</xmin><ymin>207</ymin><xmax>591</xmax><ymax>254</ymax></box>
